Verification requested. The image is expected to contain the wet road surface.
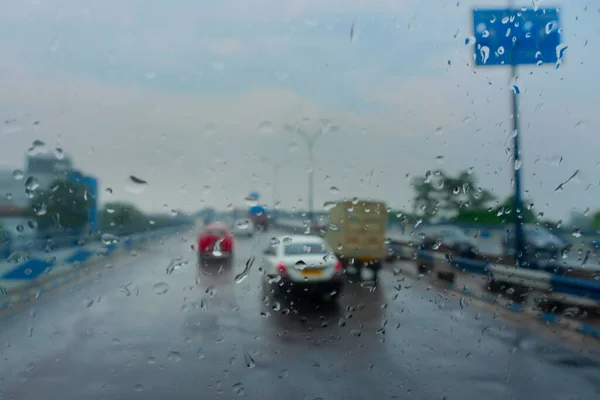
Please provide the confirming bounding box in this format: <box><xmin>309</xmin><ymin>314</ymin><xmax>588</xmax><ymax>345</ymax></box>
<box><xmin>1</xmin><ymin>229</ymin><xmax>600</xmax><ymax>399</ymax></box>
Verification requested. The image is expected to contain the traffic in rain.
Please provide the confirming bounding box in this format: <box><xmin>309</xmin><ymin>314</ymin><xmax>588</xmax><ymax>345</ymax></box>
<box><xmin>1</xmin><ymin>1</ymin><xmax>600</xmax><ymax>399</ymax></box>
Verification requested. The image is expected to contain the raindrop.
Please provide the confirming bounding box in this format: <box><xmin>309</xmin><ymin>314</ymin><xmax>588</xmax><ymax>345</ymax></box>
<box><xmin>328</xmin><ymin>224</ymin><xmax>340</xmax><ymax>232</ymax></box>
<box><xmin>323</xmin><ymin>201</ymin><xmax>336</xmax><ymax>211</ymax></box>
<box><xmin>200</xmin><ymin>299</ymin><xmax>208</xmax><ymax>312</ymax></box>
<box><xmin>479</xmin><ymin>45</ymin><xmax>490</xmax><ymax>64</ymax></box>
<box><xmin>234</xmin><ymin>256</ymin><xmax>255</xmax><ymax>284</ymax></box>
<box><xmin>27</xmin><ymin>140</ymin><xmax>47</xmax><ymax>156</ymax></box>
<box><xmin>467</xmin><ymin>166</ymin><xmax>474</xmax><ymax>174</ymax></box>
<box><xmin>244</xmin><ymin>196</ymin><xmax>258</xmax><ymax>207</ymax></box>
<box><xmin>167</xmin><ymin>351</ymin><xmax>182</xmax><ymax>362</ymax></box>
<box><xmin>282</xmin><ymin>236</ymin><xmax>293</xmax><ymax>244</ymax></box>
<box><xmin>166</xmin><ymin>258</ymin><xmax>189</xmax><ymax>275</ymax></box>
<box><xmin>329</xmin><ymin>186</ymin><xmax>340</xmax><ymax>194</ymax></box>
<box><xmin>16</xmin><ymin>224</ymin><xmax>24</xmax><ymax>233</ymax></box>
<box><xmin>244</xmin><ymin>352</ymin><xmax>256</xmax><ymax>368</ymax></box>
<box><xmin>549</xmin><ymin>155</ymin><xmax>562</xmax><ymax>167</ymax></box>
<box><xmin>105</xmin><ymin>188</ymin><xmax>113</xmax><ymax>195</ymax></box>
<box><xmin>2</xmin><ymin>118</ymin><xmax>24</xmax><ymax>134</ymax></box>
<box><xmin>152</xmin><ymin>282</ymin><xmax>170</xmax><ymax>295</ymax></box>
<box><xmin>270</xmin><ymin>237</ymin><xmax>280</xmax><ymax>247</ymax></box>
<box><xmin>459</xmin><ymin>297</ymin><xmax>467</xmax><ymax>308</ymax></box>
<box><xmin>54</xmin><ymin>147</ymin><xmax>65</xmax><ymax>160</ymax></box>
<box><xmin>514</xmin><ymin>159</ymin><xmax>522</xmax><ymax>171</ymax></box>
<box><xmin>258</xmin><ymin>121</ymin><xmax>274</xmax><ymax>134</ymax></box>
<box><xmin>452</xmin><ymin>187</ymin><xmax>460</xmax><ymax>195</ymax></box>
<box><xmin>572</xmin><ymin>229</ymin><xmax>582</xmax><ymax>238</ymax></box>
<box><xmin>5</xmin><ymin>192</ymin><xmax>12</xmax><ymax>200</ymax></box>
<box><xmin>101</xmin><ymin>233</ymin><xmax>120</xmax><ymax>245</ymax></box>
<box><xmin>25</xmin><ymin>177</ymin><xmax>40</xmax><ymax>191</ymax></box>
<box><xmin>436</xmin><ymin>155</ymin><xmax>444</xmax><ymax>164</ymax></box>
<box><xmin>432</xmin><ymin>239</ymin><xmax>442</xmax><ymax>250</ymax></box>
<box><xmin>205</xmin><ymin>285</ymin><xmax>217</xmax><ymax>297</ymax></box>
<box><xmin>106</xmin><ymin>208</ymin><xmax>115</xmax><ymax>214</ymax></box>
<box><xmin>232</xmin><ymin>382</ymin><xmax>244</xmax><ymax>396</ymax></box>
<box><xmin>435</xmin><ymin>127</ymin><xmax>443</xmax><ymax>135</ymax></box>
<box><xmin>126</xmin><ymin>175</ymin><xmax>148</xmax><ymax>194</ymax></box>
<box><xmin>12</xmin><ymin>169</ymin><xmax>24</xmax><ymax>180</ymax></box>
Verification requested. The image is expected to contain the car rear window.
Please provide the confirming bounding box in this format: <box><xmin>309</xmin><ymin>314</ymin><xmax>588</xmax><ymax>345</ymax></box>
<box><xmin>284</xmin><ymin>243</ymin><xmax>328</xmax><ymax>255</ymax></box>
<box><xmin>203</xmin><ymin>229</ymin><xmax>227</xmax><ymax>236</ymax></box>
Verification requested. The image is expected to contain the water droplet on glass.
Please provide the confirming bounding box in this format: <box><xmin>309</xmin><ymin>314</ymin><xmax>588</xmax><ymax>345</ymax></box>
<box><xmin>514</xmin><ymin>159</ymin><xmax>522</xmax><ymax>170</ymax></box>
<box><xmin>152</xmin><ymin>282</ymin><xmax>170</xmax><ymax>295</ymax></box>
<box><xmin>572</xmin><ymin>229</ymin><xmax>582</xmax><ymax>238</ymax></box>
<box><xmin>126</xmin><ymin>175</ymin><xmax>148</xmax><ymax>194</ymax></box>
<box><xmin>27</xmin><ymin>140</ymin><xmax>47</xmax><ymax>156</ymax></box>
<box><xmin>167</xmin><ymin>351</ymin><xmax>182</xmax><ymax>362</ymax></box>
<box><xmin>232</xmin><ymin>382</ymin><xmax>244</xmax><ymax>396</ymax></box>
<box><xmin>282</xmin><ymin>236</ymin><xmax>293</xmax><ymax>244</ymax></box>
<box><xmin>244</xmin><ymin>196</ymin><xmax>258</xmax><ymax>207</ymax></box>
<box><xmin>16</xmin><ymin>224</ymin><xmax>24</xmax><ymax>233</ymax></box>
<box><xmin>244</xmin><ymin>352</ymin><xmax>256</xmax><ymax>368</ymax></box>
<box><xmin>25</xmin><ymin>177</ymin><xmax>40</xmax><ymax>191</ymax></box>
<box><xmin>270</xmin><ymin>237</ymin><xmax>281</xmax><ymax>247</ymax></box>
<box><xmin>323</xmin><ymin>201</ymin><xmax>336</xmax><ymax>211</ymax></box>
<box><xmin>12</xmin><ymin>169</ymin><xmax>24</xmax><ymax>180</ymax></box>
<box><xmin>258</xmin><ymin>121</ymin><xmax>274</xmax><ymax>134</ymax></box>
<box><xmin>2</xmin><ymin>118</ymin><xmax>24</xmax><ymax>134</ymax></box>
<box><xmin>105</xmin><ymin>187</ymin><xmax>113</xmax><ymax>195</ymax></box>
<box><xmin>101</xmin><ymin>233</ymin><xmax>120</xmax><ymax>245</ymax></box>
<box><xmin>479</xmin><ymin>45</ymin><xmax>490</xmax><ymax>64</ymax></box>
<box><xmin>54</xmin><ymin>147</ymin><xmax>65</xmax><ymax>160</ymax></box>
<box><xmin>329</xmin><ymin>186</ymin><xmax>340</xmax><ymax>194</ymax></box>
<box><xmin>205</xmin><ymin>285</ymin><xmax>217</xmax><ymax>297</ymax></box>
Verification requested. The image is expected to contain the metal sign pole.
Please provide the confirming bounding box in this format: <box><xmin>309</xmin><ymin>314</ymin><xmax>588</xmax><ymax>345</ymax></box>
<box><xmin>511</xmin><ymin>63</ymin><xmax>526</xmax><ymax>266</ymax></box>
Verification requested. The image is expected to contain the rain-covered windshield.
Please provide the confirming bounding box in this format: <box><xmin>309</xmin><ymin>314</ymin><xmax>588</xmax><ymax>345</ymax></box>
<box><xmin>1</xmin><ymin>2</ymin><xmax>600</xmax><ymax>400</ymax></box>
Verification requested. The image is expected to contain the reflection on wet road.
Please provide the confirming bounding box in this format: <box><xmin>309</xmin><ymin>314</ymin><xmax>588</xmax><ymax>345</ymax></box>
<box><xmin>0</xmin><ymin>229</ymin><xmax>599</xmax><ymax>399</ymax></box>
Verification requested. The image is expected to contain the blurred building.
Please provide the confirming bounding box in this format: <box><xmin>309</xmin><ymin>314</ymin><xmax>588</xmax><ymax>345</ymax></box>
<box><xmin>0</xmin><ymin>152</ymin><xmax>98</xmax><ymax>231</ymax></box>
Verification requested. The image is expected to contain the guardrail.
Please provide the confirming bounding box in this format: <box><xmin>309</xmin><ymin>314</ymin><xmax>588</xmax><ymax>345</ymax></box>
<box><xmin>273</xmin><ymin>217</ymin><xmax>600</xmax><ymax>310</ymax></box>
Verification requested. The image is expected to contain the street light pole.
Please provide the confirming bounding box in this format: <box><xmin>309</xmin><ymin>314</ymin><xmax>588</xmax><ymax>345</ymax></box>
<box><xmin>295</xmin><ymin>129</ymin><xmax>323</xmax><ymax>226</ymax></box>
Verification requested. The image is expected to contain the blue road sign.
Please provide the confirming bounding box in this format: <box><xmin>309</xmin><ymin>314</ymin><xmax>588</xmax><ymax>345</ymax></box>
<box><xmin>473</xmin><ymin>8</ymin><xmax>563</xmax><ymax>66</ymax></box>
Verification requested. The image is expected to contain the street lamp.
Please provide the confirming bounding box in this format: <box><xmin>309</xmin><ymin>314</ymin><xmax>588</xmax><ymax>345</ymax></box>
<box><xmin>294</xmin><ymin>128</ymin><xmax>325</xmax><ymax>226</ymax></box>
<box><xmin>260</xmin><ymin>157</ymin><xmax>280</xmax><ymax>210</ymax></box>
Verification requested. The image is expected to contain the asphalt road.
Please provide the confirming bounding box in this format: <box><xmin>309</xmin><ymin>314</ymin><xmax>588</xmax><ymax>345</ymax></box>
<box><xmin>1</xmin><ymin>229</ymin><xmax>599</xmax><ymax>400</ymax></box>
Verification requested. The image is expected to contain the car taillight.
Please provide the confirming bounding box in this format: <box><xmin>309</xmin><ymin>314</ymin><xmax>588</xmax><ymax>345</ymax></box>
<box><xmin>276</xmin><ymin>262</ymin><xmax>287</xmax><ymax>274</ymax></box>
<box><xmin>335</xmin><ymin>260</ymin><xmax>343</xmax><ymax>273</ymax></box>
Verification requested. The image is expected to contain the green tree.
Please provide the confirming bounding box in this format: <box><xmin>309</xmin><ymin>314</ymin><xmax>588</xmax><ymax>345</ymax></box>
<box><xmin>591</xmin><ymin>211</ymin><xmax>600</xmax><ymax>231</ymax></box>
<box><xmin>412</xmin><ymin>169</ymin><xmax>496</xmax><ymax>221</ymax></box>
<box><xmin>100</xmin><ymin>202</ymin><xmax>147</xmax><ymax>231</ymax></box>
<box><xmin>30</xmin><ymin>179</ymin><xmax>92</xmax><ymax>231</ymax></box>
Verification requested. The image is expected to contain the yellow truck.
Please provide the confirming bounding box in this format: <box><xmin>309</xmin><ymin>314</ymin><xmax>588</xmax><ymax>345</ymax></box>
<box><xmin>324</xmin><ymin>200</ymin><xmax>387</xmax><ymax>279</ymax></box>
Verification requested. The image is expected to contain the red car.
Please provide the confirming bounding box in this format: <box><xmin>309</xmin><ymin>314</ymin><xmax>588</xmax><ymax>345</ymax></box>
<box><xmin>197</xmin><ymin>224</ymin><xmax>234</xmax><ymax>263</ymax></box>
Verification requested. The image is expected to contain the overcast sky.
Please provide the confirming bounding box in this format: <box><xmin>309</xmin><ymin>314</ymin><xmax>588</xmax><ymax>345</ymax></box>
<box><xmin>0</xmin><ymin>0</ymin><xmax>598</xmax><ymax>220</ymax></box>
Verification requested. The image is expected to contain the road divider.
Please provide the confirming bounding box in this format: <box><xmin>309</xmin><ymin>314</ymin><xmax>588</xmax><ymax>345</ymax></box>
<box><xmin>0</xmin><ymin>225</ymin><xmax>190</xmax><ymax>309</ymax></box>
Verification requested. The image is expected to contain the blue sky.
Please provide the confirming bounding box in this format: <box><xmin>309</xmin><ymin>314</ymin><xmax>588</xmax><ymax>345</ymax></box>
<box><xmin>1</xmin><ymin>0</ymin><xmax>599</xmax><ymax>221</ymax></box>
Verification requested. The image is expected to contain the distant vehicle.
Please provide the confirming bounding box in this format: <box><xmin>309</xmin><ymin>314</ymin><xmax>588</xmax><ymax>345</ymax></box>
<box><xmin>502</xmin><ymin>224</ymin><xmax>568</xmax><ymax>264</ymax></box>
<box><xmin>417</xmin><ymin>225</ymin><xmax>478</xmax><ymax>257</ymax></box>
<box><xmin>324</xmin><ymin>200</ymin><xmax>387</xmax><ymax>279</ymax></box>
<box><xmin>197</xmin><ymin>224</ymin><xmax>234</xmax><ymax>263</ymax></box>
<box><xmin>262</xmin><ymin>235</ymin><xmax>343</xmax><ymax>301</ymax></box>
<box><xmin>248</xmin><ymin>205</ymin><xmax>268</xmax><ymax>231</ymax></box>
<box><xmin>231</xmin><ymin>219</ymin><xmax>255</xmax><ymax>237</ymax></box>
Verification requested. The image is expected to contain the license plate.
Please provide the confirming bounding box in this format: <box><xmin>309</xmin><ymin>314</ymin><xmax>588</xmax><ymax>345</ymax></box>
<box><xmin>301</xmin><ymin>269</ymin><xmax>323</xmax><ymax>277</ymax></box>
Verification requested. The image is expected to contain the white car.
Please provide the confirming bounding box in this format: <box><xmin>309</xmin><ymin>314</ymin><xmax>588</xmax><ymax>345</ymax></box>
<box><xmin>262</xmin><ymin>235</ymin><xmax>343</xmax><ymax>301</ymax></box>
<box><xmin>231</xmin><ymin>219</ymin><xmax>255</xmax><ymax>237</ymax></box>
